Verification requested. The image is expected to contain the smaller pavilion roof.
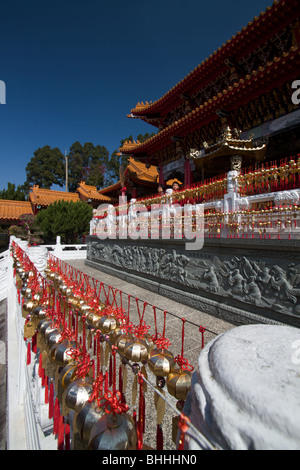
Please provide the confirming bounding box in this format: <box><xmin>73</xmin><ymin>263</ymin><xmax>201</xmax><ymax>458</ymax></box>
<box><xmin>76</xmin><ymin>181</ymin><xmax>114</xmax><ymax>202</ymax></box>
<box><xmin>29</xmin><ymin>185</ymin><xmax>80</xmax><ymax>206</ymax></box>
<box><xmin>125</xmin><ymin>157</ymin><xmax>158</xmax><ymax>183</ymax></box>
<box><xmin>0</xmin><ymin>199</ymin><xmax>33</xmax><ymax>221</ymax></box>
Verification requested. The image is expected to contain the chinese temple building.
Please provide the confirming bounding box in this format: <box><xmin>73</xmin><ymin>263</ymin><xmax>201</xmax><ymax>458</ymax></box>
<box><xmin>120</xmin><ymin>0</ymin><xmax>300</xmax><ymax>187</ymax></box>
<box><xmin>86</xmin><ymin>0</ymin><xmax>300</xmax><ymax>330</ymax></box>
<box><xmin>98</xmin><ymin>156</ymin><xmax>159</xmax><ymax>200</ymax></box>
<box><xmin>0</xmin><ymin>199</ymin><xmax>33</xmax><ymax>226</ymax></box>
<box><xmin>29</xmin><ymin>185</ymin><xmax>81</xmax><ymax>214</ymax></box>
<box><xmin>76</xmin><ymin>181</ymin><xmax>114</xmax><ymax>207</ymax></box>
<box><xmin>0</xmin><ymin>182</ymin><xmax>116</xmax><ymax>227</ymax></box>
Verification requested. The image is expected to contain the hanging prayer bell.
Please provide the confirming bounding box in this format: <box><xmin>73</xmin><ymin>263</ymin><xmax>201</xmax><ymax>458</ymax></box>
<box><xmin>97</xmin><ymin>314</ymin><xmax>119</xmax><ymax>334</ymax></box>
<box><xmin>148</xmin><ymin>348</ymin><xmax>175</xmax><ymax>377</ymax></box>
<box><xmin>88</xmin><ymin>412</ymin><xmax>137</xmax><ymax>450</ymax></box>
<box><xmin>22</xmin><ymin>299</ymin><xmax>38</xmax><ymax>318</ymax></box>
<box><xmin>166</xmin><ymin>368</ymin><xmax>192</xmax><ymax>401</ymax></box>
<box><xmin>62</xmin><ymin>377</ymin><xmax>94</xmax><ymax>416</ymax></box>
<box><xmin>123</xmin><ymin>337</ymin><xmax>150</xmax><ymax>363</ymax></box>
<box><xmin>75</xmin><ymin>400</ymin><xmax>104</xmax><ymax>446</ymax></box>
<box><xmin>57</xmin><ymin>362</ymin><xmax>79</xmax><ymax>404</ymax></box>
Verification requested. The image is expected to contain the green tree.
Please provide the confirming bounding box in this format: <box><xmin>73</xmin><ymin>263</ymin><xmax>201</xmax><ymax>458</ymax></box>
<box><xmin>25</xmin><ymin>145</ymin><xmax>65</xmax><ymax>189</ymax></box>
<box><xmin>35</xmin><ymin>200</ymin><xmax>93</xmax><ymax>243</ymax></box>
<box><xmin>67</xmin><ymin>142</ymin><xmax>109</xmax><ymax>191</ymax></box>
<box><xmin>0</xmin><ymin>182</ymin><xmax>27</xmax><ymax>200</ymax></box>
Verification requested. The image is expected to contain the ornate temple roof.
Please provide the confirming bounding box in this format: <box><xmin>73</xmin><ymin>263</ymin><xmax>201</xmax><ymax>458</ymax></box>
<box><xmin>128</xmin><ymin>0</ymin><xmax>300</xmax><ymax>124</ymax></box>
<box><xmin>99</xmin><ymin>158</ymin><xmax>158</xmax><ymax>196</ymax></box>
<box><xmin>125</xmin><ymin>157</ymin><xmax>158</xmax><ymax>183</ymax></box>
<box><xmin>0</xmin><ymin>199</ymin><xmax>33</xmax><ymax>221</ymax></box>
<box><xmin>120</xmin><ymin>45</ymin><xmax>300</xmax><ymax>162</ymax></box>
<box><xmin>191</xmin><ymin>126</ymin><xmax>267</xmax><ymax>169</ymax></box>
<box><xmin>76</xmin><ymin>182</ymin><xmax>113</xmax><ymax>202</ymax></box>
<box><xmin>29</xmin><ymin>185</ymin><xmax>80</xmax><ymax>207</ymax></box>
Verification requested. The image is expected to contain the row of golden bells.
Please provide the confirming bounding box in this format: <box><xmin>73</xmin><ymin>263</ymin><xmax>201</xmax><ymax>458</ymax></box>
<box><xmin>17</xmin><ymin>258</ymin><xmax>192</xmax><ymax>450</ymax></box>
<box><xmin>44</xmin><ymin>266</ymin><xmax>192</xmax><ymax>401</ymax></box>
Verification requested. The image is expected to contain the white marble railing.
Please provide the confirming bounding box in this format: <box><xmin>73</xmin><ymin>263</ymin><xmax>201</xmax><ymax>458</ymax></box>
<box><xmin>0</xmin><ymin>249</ymin><xmax>9</xmax><ymax>301</ymax></box>
<box><xmin>90</xmin><ymin>187</ymin><xmax>300</xmax><ymax>241</ymax></box>
<box><xmin>44</xmin><ymin>236</ymin><xmax>87</xmax><ymax>260</ymax></box>
<box><xmin>0</xmin><ymin>237</ymin><xmax>87</xmax><ymax>301</ymax></box>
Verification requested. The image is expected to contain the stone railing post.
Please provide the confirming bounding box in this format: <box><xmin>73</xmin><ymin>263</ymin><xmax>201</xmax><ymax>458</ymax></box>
<box><xmin>181</xmin><ymin>324</ymin><xmax>300</xmax><ymax>450</ymax></box>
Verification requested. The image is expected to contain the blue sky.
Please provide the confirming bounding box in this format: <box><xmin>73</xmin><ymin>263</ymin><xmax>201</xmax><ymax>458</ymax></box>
<box><xmin>0</xmin><ymin>0</ymin><xmax>272</xmax><ymax>192</ymax></box>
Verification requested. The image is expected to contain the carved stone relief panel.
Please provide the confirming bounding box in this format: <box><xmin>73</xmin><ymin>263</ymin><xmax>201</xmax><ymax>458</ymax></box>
<box><xmin>87</xmin><ymin>238</ymin><xmax>300</xmax><ymax>321</ymax></box>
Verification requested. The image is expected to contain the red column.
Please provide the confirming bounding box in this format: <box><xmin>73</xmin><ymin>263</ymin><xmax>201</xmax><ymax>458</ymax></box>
<box><xmin>184</xmin><ymin>159</ymin><xmax>193</xmax><ymax>187</ymax></box>
<box><xmin>159</xmin><ymin>166</ymin><xmax>165</xmax><ymax>186</ymax></box>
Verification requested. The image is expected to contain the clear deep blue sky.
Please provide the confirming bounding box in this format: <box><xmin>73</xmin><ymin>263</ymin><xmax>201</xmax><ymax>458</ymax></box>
<box><xmin>0</xmin><ymin>0</ymin><xmax>272</xmax><ymax>191</ymax></box>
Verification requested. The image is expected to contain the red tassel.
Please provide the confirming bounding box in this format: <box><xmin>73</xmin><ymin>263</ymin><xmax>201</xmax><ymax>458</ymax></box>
<box><xmin>27</xmin><ymin>341</ymin><xmax>31</xmax><ymax>365</ymax></box>
<box><xmin>45</xmin><ymin>376</ymin><xmax>49</xmax><ymax>404</ymax></box>
<box><xmin>104</xmin><ymin>372</ymin><xmax>108</xmax><ymax>394</ymax></box>
<box><xmin>156</xmin><ymin>424</ymin><xmax>163</xmax><ymax>450</ymax></box>
<box><xmin>48</xmin><ymin>380</ymin><xmax>54</xmax><ymax>419</ymax></box>
<box><xmin>53</xmin><ymin>398</ymin><xmax>61</xmax><ymax>435</ymax></box>
<box><xmin>137</xmin><ymin>374</ymin><xmax>145</xmax><ymax>450</ymax></box>
<box><xmin>41</xmin><ymin>368</ymin><xmax>46</xmax><ymax>387</ymax></box>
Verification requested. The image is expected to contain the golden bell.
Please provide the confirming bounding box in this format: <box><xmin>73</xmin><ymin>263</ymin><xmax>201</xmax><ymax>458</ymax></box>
<box><xmin>148</xmin><ymin>348</ymin><xmax>175</xmax><ymax>377</ymax></box>
<box><xmin>32</xmin><ymin>305</ymin><xmax>48</xmax><ymax>322</ymax></box>
<box><xmin>50</xmin><ymin>339</ymin><xmax>77</xmax><ymax>367</ymax></box>
<box><xmin>62</xmin><ymin>377</ymin><xmax>94</xmax><ymax>416</ymax></box>
<box><xmin>88</xmin><ymin>412</ymin><xmax>137</xmax><ymax>450</ymax></box>
<box><xmin>116</xmin><ymin>334</ymin><xmax>134</xmax><ymax>355</ymax></box>
<box><xmin>123</xmin><ymin>337</ymin><xmax>150</xmax><ymax>363</ymax></box>
<box><xmin>167</xmin><ymin>368</ymin><xmax>192</xmax><ymax>401</ymax></box>
<box><xmin>21</xmin><ymin>286</ymin><xmax>33</xmax><ymax>300</ymax></box>
<box><xmin>22</xmin><ymin>299</ymin><xmax>39</xmax><ymax>318</ymax></box>
<box><xmin>79</xmin><ymin>302</ymin><xmax>91</xmax><ymax>315</ymax></box>
<box><xmin>86</xmin><ymin>310</ymin><xmax>101</xmax><ymax>327</ymax></box>
<box><xmin>57</xmin><ymin>362</ymin><xmax>79</xmax><ymax>404</ymax></box>
<box><xmin>97</xmin><ymin>315</ymin><xmax>119</xmax><ymax>334</ymax></box>
<box><xmin>75</xmin><ymin>400</ymin><xmax>104</xmax><ymax>446</ymax></box>
<box><xmin>109</xmin><ymin>327</ymin><xmax>123</xmax><ymax>345</ymax></box>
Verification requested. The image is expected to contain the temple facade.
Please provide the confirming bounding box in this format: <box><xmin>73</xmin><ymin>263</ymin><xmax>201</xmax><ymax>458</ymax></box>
<box><xmin>86</xmin><ymin>0</ymin><xmax>300</xmax><ymax>328</ymax></box>
<box><xmin>119</xmin><ymin>0</ymin><xmax>300</xmax><ymax>187</ymax></box>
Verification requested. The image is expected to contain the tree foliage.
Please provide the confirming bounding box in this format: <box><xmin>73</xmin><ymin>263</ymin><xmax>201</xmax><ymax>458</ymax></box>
<box><xmin>67</xmin><ymin>142</ymin><xmax>109</xmax><ymax>192</ymax></box>
<box><xmin>35</xmin><ymin>200</ymin><xmax>93</xmax><ymax>243</ymax></box>
<box><xmin>23</xmin><ymin>133</ymin><xmax>156</xmax><ymax>193</ymax></box>
<box><xmin>25</xmin><ymin>145</ymin><xmax>65</xmax><ymax>189</ymax></box>
<box><xmin>0</xmin><ymin>182</ymin><xmax>27</xmax><ymax>200</ymax></box>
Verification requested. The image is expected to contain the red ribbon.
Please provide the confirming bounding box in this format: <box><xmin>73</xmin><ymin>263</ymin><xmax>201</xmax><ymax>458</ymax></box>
<box><xmin>174</xmin><ymin>355</ymin><xmax>194</xmax><ymax>372</ymax></box>
<box><xmin>100</xmin><ymin>390</ymin><xmax>129</xmax><ymax>415</ymax></box>
<box><xmin>152</xmin><ymin>333</ymin><xmax>170</xmax><ymax>351</ymax></box>
<box><xmin>134</xmin><ymin>320</ymin><xmax>150</xmax><ymax>339</ymax></box>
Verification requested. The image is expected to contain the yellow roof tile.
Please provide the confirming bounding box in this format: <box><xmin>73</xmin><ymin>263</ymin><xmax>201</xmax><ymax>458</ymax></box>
<box><xmin>0</xmin><ymin>199</ymin><xmax>33</xmax><ymax>220</ymax></box>
<box><xmin>77</xmin><ymin>181</ymin><xmax>114</xmax><ymax>201</ymax></box>
<box><xmin>29</xmin><ymin>185</ymin><xmax>80</xmax><ymax>206</ymax></box>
